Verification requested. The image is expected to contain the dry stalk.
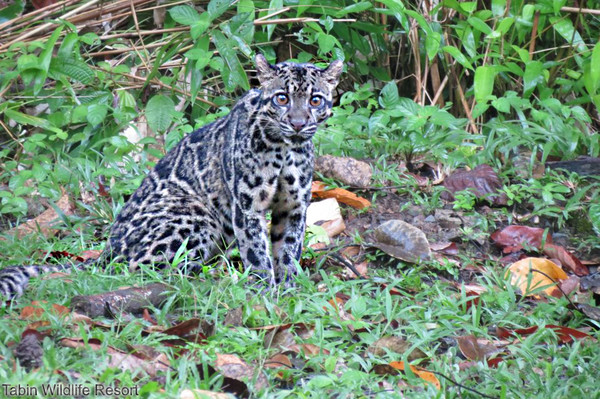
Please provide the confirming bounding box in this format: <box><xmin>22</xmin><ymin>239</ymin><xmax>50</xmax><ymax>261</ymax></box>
<box><xmin>561</xmin><ymin>6</ymin><xmax>600</xmax><ymax>15</ymax></box>
<box><xmin>0</xmin><ymin>0</ymin><xmax>102</xmax><ymax>49</ymax></box>
<box><xmin>254</xmin><ymin>17</ymin><xmax>355</xmax><ymax>25</ymax></box>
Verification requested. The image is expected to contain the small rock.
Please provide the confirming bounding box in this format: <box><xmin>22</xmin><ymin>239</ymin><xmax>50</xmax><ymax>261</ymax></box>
<box><xmin>315</xmin><ymin>155</ymin><xmax>372</xmax><ymax>187</ymax></box>
<box><xmin>424</xmin><ymin>215</ymin><xmax>436</xmax><ymax>223</ymax></box>
<box><xmin>374</xmin><ymin>220</ymin><xmax>431</xmax><ymax>263</ymax></box>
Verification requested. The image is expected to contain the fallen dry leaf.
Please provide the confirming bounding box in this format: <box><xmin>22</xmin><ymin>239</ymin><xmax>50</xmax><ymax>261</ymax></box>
<box><xmin>496</xmin><ymin>325</ymin><xmax>594</xmax><ymax>344</ymax></box>
<box><xmin>542</xmin><ymin>243</ymin><xmax>589</xmax><ymax>276</ymax></box>
<box><xmin>1</xmin><ymin>189</ymin><xmax>75</xmax><ymax>240</ymax></box>
<box><xmin>373</xmin><ymin>220</ymin><xmax>431</xmax><ymax>263</ymax></box>
<box><xmin>508</xmin><ymin>257</ymin><xmax>568</xmax><ymax>297</ymax></box>
<box><xmin>456</xmin><ymin>335</ymin><xmax>503</xmax><ymax>361</ymax></box>
<box><xmin>20</xmin><ymin>301</ymin><xmax>70</xmax><ymax>319</ymax></box>
<box><xmin>214</xmin><ymin>353</ymin><xmax>268</xmax><ymax>392</ymax></box>
<box><xmin>389</xmin><ymin>361</ymin><xmax>441</xmax><ymax>390</ymax></box>
<box><xmin>491</xmin><ymin>225</ymin><xmax>552</xmax><ymax>254</ymax></box>
<box><xmin>441</xmin><ymin>164</ymin><xmax>508</xmax><ymax>205</ymax></box>
<box><xmin>367</xmin><ymin>336</ymin><xmax>427</xmax><ymax>361</ymax></box>
<box><xmin>311</xmin><ymin>181</ymin><xmax>371</xmax><ymax>209</ymax></box>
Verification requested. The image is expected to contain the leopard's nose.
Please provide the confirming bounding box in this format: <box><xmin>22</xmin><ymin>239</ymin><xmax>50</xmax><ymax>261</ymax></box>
<box><xmin>290</xmin><ymin>120</ymin><xmax>306</xmax><ymax>132</ymax></box>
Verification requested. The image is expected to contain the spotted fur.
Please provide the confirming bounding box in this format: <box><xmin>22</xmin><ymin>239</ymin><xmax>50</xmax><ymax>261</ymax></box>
<box><xmin>0</xmin><ymin>55</ymin><xmax>343</xmax><ymax>298</ymax></box>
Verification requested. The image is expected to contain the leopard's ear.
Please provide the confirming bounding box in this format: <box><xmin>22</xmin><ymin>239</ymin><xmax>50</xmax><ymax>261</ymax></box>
<box><xmin>255</xmin><ymin>54</ymin><xmax>276</xmax><ymax>85</ymax></box>
<box><xmin>322</xmin><ymin>60</ymin><xmax>344</xmax><ymax>89</ymax></box>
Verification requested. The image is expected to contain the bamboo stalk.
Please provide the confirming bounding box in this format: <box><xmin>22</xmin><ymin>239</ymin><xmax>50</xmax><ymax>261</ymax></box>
<box><xmin>99</xmin><ymin>27</ymin><xmax>189</xmax><ymax>40</ymax></box>
<box><xmin>561</xmin><ymin>6</ymin><xmax>600</xmax><ymax>15</ymax></box>
<box><xmin>0</xmin><ymin>0</ymin><xmax>102</xmax><ymax>49</ymax></box>
<box><xmin>0</xmin><ymin>0</ymin><xmax>78</xmax><ymax>34</ymax></box>
<box><xmin>255</xmin><ymin>7</ymin><xmax>291</xmax><ymax>22</ymax></box>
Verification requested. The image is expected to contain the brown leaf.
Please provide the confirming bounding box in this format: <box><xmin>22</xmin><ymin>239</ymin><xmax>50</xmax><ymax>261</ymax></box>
<box><xmin>542</xmin><ymin>243</ymin><xmax>589</xmax><ymax>276</ymax></box>
<box><xmin>367</xmin><ymin>336</ymin><xmax>427</xmax><ymax>361</ymax></box>
<box><xmin>214</xmin><ymin>353</ymin><xmax>268</xmax><ymax>392</ymax></box>
<box><xmin>1</xmin><ymin>190</ymin><xmax>74</xmax><ymax>239</ymax></box>
<box><xmin>491</xmin><ymin>225</ymin><xmax>552</xmax><ymax>254</ymax></box>
<box><xmin>456</xmin><ymin>335</ymin><xmax>502</xmax><ymax>361</ymax></box>
<box><xmin>264</xmin><ymin>353</ymin><xmax>293</xmax><ymax>369</ymax></box>
<box><xmin>441</xmin><ymin>164</ymin><xmax>508</xmax><ymax>205</ymax></box>
<box><xmin>311</xmin><ymin>181</ymin><xmax>371</xmax><ymax>209</ymax></box>
<box><xmin>20</xmin><ymin>301</ymin><xmax>70</xmax><ymax>319</ymax></box>
<box><xmin>80</xmin><ymin>250</ymin><xmax>103</xmax><ymax>261</ymax></box>
<box><xmin>288</xmin><ymin>343</ymin><xmax>329</xmax><ymax>356</ymax></box>
<box><xmin>389</xmin><ymin>361</ymin><xmax>441</xmax><ymax>390</ymax></box>
<box><xmin>373</xmin><ymin>220</ymin><xmax>431</xmax><ymax>262</ymax></box>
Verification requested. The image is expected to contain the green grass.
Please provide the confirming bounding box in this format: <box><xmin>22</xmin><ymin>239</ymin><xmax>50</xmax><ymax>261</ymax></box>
<box><xmin>1</xmin><ymin>219</ymin><xmax>599</xmax><ymax>398</ymax></box>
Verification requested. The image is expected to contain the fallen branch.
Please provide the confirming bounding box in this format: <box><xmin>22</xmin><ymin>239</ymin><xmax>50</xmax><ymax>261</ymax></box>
<box><xmin>70</xmin><ymin>282</ymin><xmax>171</xmax><ymax>317</ymax></box>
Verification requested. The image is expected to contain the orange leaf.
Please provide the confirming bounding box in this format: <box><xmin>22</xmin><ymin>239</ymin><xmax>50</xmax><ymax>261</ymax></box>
<box><xmin>311</xmin><ymin>181</ymin><xmax>371</xmax><ymax>209</ymax></box>
<box><xmin>20</xmin><ymin>301</ymin><xmax>70</xmax><ymax>319</ymax></box>
<box><xmin>508</xmin><ymin>257</ymin><xmax>568</xmax><ymax>297</ymax></box>
<box><xmin>389</xmin><ymin>361</ymin><xmax>440</xmax><ymax>390</ymax></box>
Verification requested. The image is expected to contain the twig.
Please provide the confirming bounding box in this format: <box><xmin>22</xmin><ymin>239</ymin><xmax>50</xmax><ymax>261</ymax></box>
<box><xmin>254</xmin><ymin>17</ymin><xmax>355</xmax><ymax>25</ymax></box>
<box><xmin>0</xmin><ymin>0</ymin><xmax>102</xmax><ymax>49</ymax></box>
<box><xmin>99</xmin><ymin>27</ymin><xmax>189</xmax><ymax>40</ymax></box>
<box><xmin>255</xmin><ymin>6</ymin><xmax>291</xmax><ymax>22</ymax></box>
<box><xmin>0</xmin><ymin>119</ymin><xmax>24</xmax><ymax>149</ymax></box>
<box><xmin>429</xmin><ymin>370</ymin><xmax>499</xmax><ymax>399</ymax></box>
<box><xmin>0</xmin><ymin>0</ymin><xmax>78</xmax><ymax>34</ymax></box>
<box><xmin>561</xmin><ymin>6</ymin><xmax>600</xmax><ymax>15</ymax></box>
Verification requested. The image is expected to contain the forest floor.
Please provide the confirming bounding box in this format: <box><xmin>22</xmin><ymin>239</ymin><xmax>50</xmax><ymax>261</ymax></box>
<box><xmin>1</xmin><ymin>155</ymin><xmax>599</xmax><ymax>399</ymax></box>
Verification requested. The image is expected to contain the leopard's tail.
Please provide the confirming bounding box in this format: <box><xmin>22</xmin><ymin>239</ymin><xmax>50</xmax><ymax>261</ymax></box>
<box><xmin>0</xmin><ymin>264</ymin><xmax>73</xmax><ymax>300</ymax></box>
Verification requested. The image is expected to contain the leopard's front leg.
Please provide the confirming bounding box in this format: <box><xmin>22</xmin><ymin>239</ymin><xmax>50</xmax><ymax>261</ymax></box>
<box><xmin>271</xmin><ymin>144</ymin><xmax>314</xmax><ymax>286</ymax></box>
<box><xmin>233</xmin><ymin>203</ymin><xmax>275</xmax><ymax>287</ymax></box>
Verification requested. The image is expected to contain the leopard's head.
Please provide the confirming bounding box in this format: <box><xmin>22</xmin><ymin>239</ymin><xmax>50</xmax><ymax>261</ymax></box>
<box><xmin>255</xmin><ymin>54</ymin><xmax>343</xmax><ymax>141</ymax></box>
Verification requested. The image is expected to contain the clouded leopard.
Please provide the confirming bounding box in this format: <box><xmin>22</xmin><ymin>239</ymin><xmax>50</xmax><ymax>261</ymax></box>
<box><xmin>0</xmin><ymin>55</ymin><xmax>343</xmax><ymax>298</ymax></box>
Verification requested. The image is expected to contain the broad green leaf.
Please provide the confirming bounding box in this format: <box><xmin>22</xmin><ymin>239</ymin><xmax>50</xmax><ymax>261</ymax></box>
<box><xmin>317</xmin><ymin>33</ymin><xmax>336</xmax><ymax>53</ymax></box>
<box><xmin>52</xmin><ymin>58</ymin><xmax>94</xmax><ymax>84</ymax></box>
<box><xmin>474</xmin><ymin>66</ymin><xmax>496</xmax><ymax>102</ymax></box>
<box><xmin>208</xmin><ymin>0</ymin><xmax>234</xmax><ymax>20</ymax></box>
<box><xmin>496</xmin><ymin>17</ymin><xmax>514</xmax><ymax>34</ymax></box>
<box><xmin>443</xmin><ymin>46</ymin><xmax>473</xmax><ymax>70</ymax></box>
<box><xmin>492</xmin><ymin>97</ymin><xmax>510</xmax><ymax>113</ymax></box>
<box><xmin>119</xmin><ymin>91</ymin><xmax>136</xmax><ymax>110</ymax></box>
<box><xmin>550</xmin><ymin>16</ymin><xmax>586</xmax><ymax>52</ymax></box>
<box><xmin>336</xmin><ymin>1</ymin><xmax>372</xmax><ymax>17</ymax></box>
<box><xmin>57</xmin><ymin>32</ymin><xmax>79</xmax><ymax>60</ymax></box>
<box><xmin>266</xmin><ymin>0</ymin><xmax>283</xmax><ymax>39</ymax></box>
<box><xmin>190</xmin><ymin>13</ymin><xmax>211</xmax><ymax>39</ymax></box>
<box><xmin>467</xmin><ymin>16</ymin><xmax>492</xmax><ymax>35</ymax></box>
<box><xmin>0</xmin><ymin>0</ymin><xmax>23</xmax><ymax>23</ymax></box>
<box><xmin>425</xmin><ymin>31</ymin><xmax>441</xmax><ymax>60</ymax></box>
<box><xmin>4</xmin><ymin>109</ymin><xmax>50</xmax><ymax>128</ymax></box>
<box><xmin>491</xmin><ymin>0</ymin><xmax>506</xmax><ymax>16</ymax></box>
<box><xmin>87</xmin><ymin>104</ymin><xmax>108</xmax><ymax>126</ymax></box>
<box><xmin>34</xmin><ymin>26</ymin><xmax>63</xmax><ymax>94</ymax></box>
<box><xmin>213</xmin><ymin>31</ymin><xmax>249</xmax><ymax>91</ymax></box>
<box><xmin>379</xmin><ymin>81</ymin><xmax>400</xmax><ymax>109</ymax></box>
<box><xmin>169</xmin><ymin>5</ymin><xmax>200</xmax><ymax>26</ymax></box>
<box><xmin>237</xmin><ymin>0</ymin><xmax>254</xmax><ymax>14</ymax></box>
<box><xmin>146</xmin><ymin>95</ymin><xmax>175</xmax><ymax>132</ymax></box>
<box><xmin>523</xmin><ymin>61</ymin><xmax>544</xmax><ymax>98</ymax></box>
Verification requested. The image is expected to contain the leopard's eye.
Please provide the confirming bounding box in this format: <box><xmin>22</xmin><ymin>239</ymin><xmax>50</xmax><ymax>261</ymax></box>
<box><xmin>310</xmin><ymin>96</ymin><xmax>323</xmax><ymax>107</ymax></box>
<box><xmin>274</xmin><ymin>93</ymin><xmax>289</xmax><ymax>106</ymax></box>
